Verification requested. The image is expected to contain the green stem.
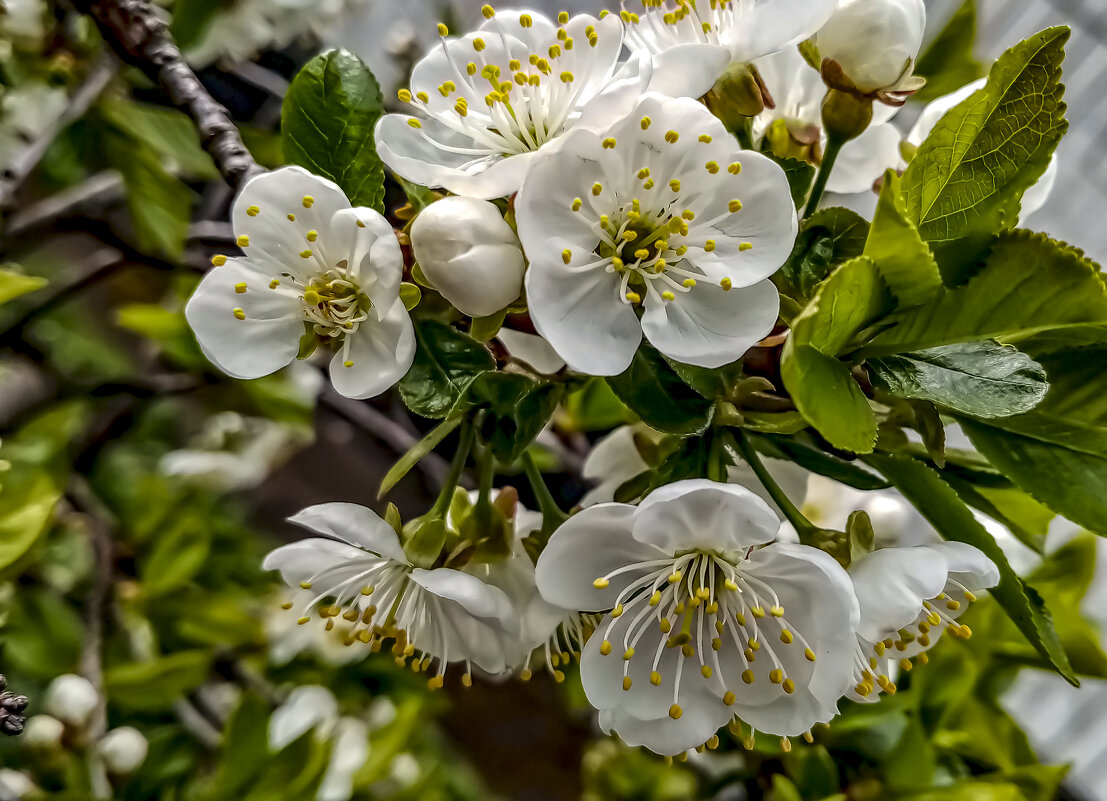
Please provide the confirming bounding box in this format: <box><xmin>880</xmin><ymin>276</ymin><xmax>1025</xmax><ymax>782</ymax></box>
<box><xmin>476</xmin><ymin>441</ymin><xmax>496</xmax><ymax>506</ymax></box>
<box><xmin>803</xmin><ymin>134</ymin><xmax>845</xmax><ymax>217</ymax></box>
<box><xmin>430</xmin><ymin>419</ymin><xmax>475</xmax><ymax>518</ymax></box>
<box><xmin>733</xmin><ymin>116</ymin><xmax>755</xmax><ymax>150</ymax></box>
<box><xmin>521</xmin><ymin>450</ymin><xmax>568</xmax><ymax>541</ymax></box>
<box><xmin>736</xmin><ymin>433</ymin><xmax>818</xmax><ymax>543</ymax></box>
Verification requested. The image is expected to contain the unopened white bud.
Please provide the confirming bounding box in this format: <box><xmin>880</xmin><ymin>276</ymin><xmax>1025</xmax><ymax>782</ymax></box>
<box><xmin>44</xmin><ymin>674</ymin><xmax>99</xmax><ymax>728</ymax></box>
<box><xmin>0</xmin><ymin>768</ymin><xmax>36</xmax><ymax>799</ymax></box>
<box><xmin>22</xmin><ymin>715</ymin><xmax>65</xmax><ymax>750</ymax></box>
<box><xmin>411</xmin><ymin>197</ymin><xmax>525</xmax><ymax>318</ymax></box>
<box><xmin>817</xmin><ymin>0</ymin><xmax>926</xmax><ymax>93</ymax></box>
<box><xmin>99</xmin><ymin>727</ymin><xmax>149</xmax><ymax>775</ymax></box>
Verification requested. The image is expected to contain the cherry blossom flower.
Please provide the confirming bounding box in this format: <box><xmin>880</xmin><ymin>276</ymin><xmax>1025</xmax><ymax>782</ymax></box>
<box><xmin>516</xmin><ymin>94</ymin><xmax>796</xmax><ymax>376</ymax></box>
<box><xmin>374</xmin><ymin>7</ymin><xmax>651</xmax><ymax>199</ymax></box>
<box><xmin>535</xmin><ymin>479</ymin><xmax>860</xmax><ymax>755</ymax></box>
<box><xmin>185</xmin><ymin>167</ymin><xmax>414</xmax><ymax>400</ymax></box>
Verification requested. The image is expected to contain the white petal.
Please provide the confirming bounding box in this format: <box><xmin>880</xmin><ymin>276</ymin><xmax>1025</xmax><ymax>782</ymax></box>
<box><xmin>535</xmin><ymin>504</ymin><xmax>661</xmax><ymax>610</ymax></box>
<box><xmin>727</xmin><ymin>456</ymin><xmax>810</xmax><ymax>517</ymax></box>
<box><xmin>318</xmin><ymin>718</ymin><xmax>369</xmax><ymax>801</ymax></box>
<box><xmin>496</xmin><ymin>328</ymin><xmax>566</xmax><ymax>375</ymax></box>
<box><xmin>926</xmin><ymin>541</ymin><xmax>999</xmax><ymax>591</ymax></box>
<box><xmin>576</xmin><ymin>53</ymin><xmax>655</xmax><ymax>133</ymax></box>
<box><xmin>580</xmin><ymin>426</ymin><xmax>651</xmax><ymax>507</ymax></box>
<box><xmin>328</xmin><ymin>299</ymin><xmax>415</xmax><ymax>399</ymax></box>
<box><xmin>596</xmin><ymin>693</ymin><xmax>733</xmax><ymax>756</ymax></box>
<box><xmin>327</xmin><ymin>208</ymin><xmax>404</xmax><ymax>310</ymax></box>
<box><xmin>725</xmin><ymin>0</ymin><xmax>838</xmax><ymax>62</ymax></box>
<box><xmin>632</xmin><ymin>479</ymin><xmax>781</xmax><ymax>553</ymax></box>
<box><xmin>286</xmin><ymin>502</ymin><xmax>407</xmax><ymax>561</ymax></box>
<box><xmin>524</xmin><ymin>251</ymin><xmax>642</xmax><ymax>376</ymax></box>
<box><xmin>185</xmin><ymin>258</ymin><xmax>303</xmax><ymax>379</ymax></box>
<box><xmin>232</xmin><ymin>167</ymin><xmax>351</xmax><ymax>279</ymax></box>
<box><xmin>849</xmin><ymin>546</ymin><xmax>949</xmax><ymax>643</ymax></box>
<box><xmin>262</xmin><ymin>539</ymin><xmax>376</xmax><ymax>589</ymax></box>
<box><xmin>410</xmin><ymin>567</ymin><xmax>518</xmax><ymax>633</ymax></box>
<box><xmin>647</xmin><ymin>44</ymin><xmax>732</xmax><ymax>99</ymax></box>
<box><xmin>1019</xmin><ymin>155</ymin><xmax>1059</xmax><ymax>221</ymax></box>
<box><xmin>642</xmin><ymin>278</ymin><xmax>780</xmax><ymax>369</ymax></box>
<box><xmin>268</xmin><ymin>685</ymin><xmax>337</xmax><ymax>750</ymax></box>
<box><xmin>827</xmin><ymin>123</ymin><xmax>902</xmax><ymax>195</ymax></box>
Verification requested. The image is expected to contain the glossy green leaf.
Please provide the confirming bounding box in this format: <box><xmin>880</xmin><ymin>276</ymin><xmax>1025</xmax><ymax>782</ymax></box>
<box><xmin>105</xmin><ymin>650</ymin><xmax>213</xmax><ymax>710</ymax></box>
<box><xmin>468</xmin><ymin>373</ymin><xmax>565</xmax><ymax>463</ymax></box>
<box><xmin>105</xmin><ymin>133</ymin><xmax>193</xmax><ymax>258</ymax></box>
<box><xmin>869</xmin><ymin>341</ymin><xmax>1048</xmax><ymax>418</ymax></box>
<box><xmin>864</xmin><ymin>171</ymin><xmax>941</xmax><ymax>308</ymax></box>
<box><xmin>791</xmin><ymin>256</ymin><xmax>892</xmax><ymax>356</ymax></box>
<box><xmin>775</xmin><ymin>207</ymin><xmax>869</xmax><ymax>305</ymax></box>
<box><xmin>913</xmin><ymin>0</ymin><xmax>985</xmax><ymax>102</ymax></box>
<box><xmin>761</xmin><ymin>152</ymin><xmax>815</xmax><ymax>209</ymax></box>
<box><xmin>902</xmin><ymin>27</ymin><xmax>1069</xmax><ymax>275</ymax></box>
<box><xmin>140</xmin><ymin>510</ymin><xmax>213</xmax><ymax>597</ymax></box>
<box><xmin>282</xmin><ymin>49</ymin><xmax>386</xmax><ymax>213</ymax></box>
<box><xmin>606</xmin><ymin>345</ymin><xmax>714</xmax><ymax>435</ymax></box>
<box><xmin>399</xmin><ymin>319</ymin><xmax>494</xmax><ymax>418</ymax></box>
<box><xmin>866</xmin><ymin>453</ymin><xmax>1077</xmax><ymax>685</ymax></box>
<box><xmin>865</xmin><ymin>231</ymin><xmax>1107</xmax><ymax>356</ymax></box>
<box><xmin>751</xmin><ymin>434</ymin><xmax>891</xmax><ymax>491</ymax></box>
<box><xmin>781</xmin><ymin>342</ymin><xmax>877</xmax><ymax>453</ymax></box>
<box><xmin>378</xmin><ymin>412</ymin><xmax>463</xmax><ymax>498</ymax></box>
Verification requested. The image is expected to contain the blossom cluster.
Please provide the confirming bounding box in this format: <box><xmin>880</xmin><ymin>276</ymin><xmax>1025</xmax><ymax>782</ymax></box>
<box><xmin>180</xmin><ymin>0</ymin><xmax>1053</xmax><ymax>757</ymax></box>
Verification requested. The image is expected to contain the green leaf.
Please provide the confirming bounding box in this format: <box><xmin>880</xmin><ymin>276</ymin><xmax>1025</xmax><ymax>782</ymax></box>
<box><xmin>468</xmin><ymin>373</ymin><xmax>564</xmax><ymax>463</ymax></box>
<box><xmin>102</xmin><ymin>98</ymin><xmax>218</xmax><ymax>179</ymax></box>
<box><xmin>399</xmin><ymin>319</ymin><xmax>494</xmax><ymax>418</ymax></box>
<box><xmin>116</xmin><ymin>303</ymin><xmax>206</xmax><ymax>367</ymax></box>
<box><xmin>864</xmin><ymin>231</ymin><xmax>1107</xmax><ymax>356</ymax></box>
<box><xmin>864</xmin><ymin>171</ymin><xmax>941</xmax><ymax>308</ymax></box>
<box><xmin>868</xmin><ymin>341</ymin><xmax>1048</xmax><ymax>418</ymax></box>
<box><xmin>791</xmin><ymin>256</ymin><xmax>892</xmax><ymax>356</ymax></box>
<box><xmin>105</xmin><ymin>134</ymin><xmax>193</xmax><ymax>258</ymax></box>
<box><xmin>751</xmin><ymin>434</ymin><xmax>891</xmax><ymax>491</ymax></box>
<box><xmin>781</xmin><ymin>343</ymin><xmax>877</xmax><ymax>453</ymax></box>
<box><xmin>901</xmin><ymin>27</ymin><xmax>1069</xmax><ymax>275</ymax></box>
<box><xmin>962</xmin><ymin>420</ymin><xmax>1107</xmax><ymax>536</ymax></box>
<box><xmin>664</xmin><ymin>356</ymin><xmax>744</xmax><ymax>401</ymax></box>
<box><xmin>865</xmin><ymin>453</ymin><xmax>1077</xmax><ymax>685</ymax></box>
<box><xmin>0</xmin><ymin>267</ymin><xmax>47</xmax><ymax>306</ymax></box>
<box><xmin>379</xmin><ymin>412</ymin><xmax>463</xmax><ymax>498</ymax></box>
<box><xmin>775</xmin><ymin>207</ymin><xmax>869</xmax><ymax>305</ymax></box>
<box><xmin>282</xmin><ymin>49</ymin><xmax>386</xmax><ymax>213</ymax></box>
<box><xmin>140</xmin><ymin>509</ymin><xmax>212</xmax><ymax>597</ymax></box>
<box><xmin>605</xmin><ymin>344</ymin><xmax>714</xmax><ymax>435</ymax></box>
<box><xmin>212</xmin><ymin>693</ymin><xmax>270</xmax><ymax>798</ymax></box>
<box><xmin>169</xmin><ymin>0</ymin><xmax>227</xmax><ymax>49</ymax></box>
<box><xmin>946</xmin><ymin>480</ymin><xmax>1051</xmax><ymax>554</ymax></box>
<box><xmin>562</xmin><ymin>378</ymin><xmax>633</xmax><ymax>432</ymax></box>
<box><xmin>762</xmin><ymin>152</ymin><xmax>815</xmax><ymax>209</ymax></box>
<box><xmin>105</xmin><ymin>650</ymin><xmax>213</xmax><ymax>710</ymax></box>
<box><xmin>913</xmin><ymin>0</ymin><xmax>985</xmax><ymax>102</ymax></box>
<box><xmin>2</xmin><ymin>588</ymin><xmax>83</xmax><ymax>677</ymax></box>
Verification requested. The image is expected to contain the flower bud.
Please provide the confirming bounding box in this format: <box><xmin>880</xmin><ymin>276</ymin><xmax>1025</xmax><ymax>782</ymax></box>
<box><xmin>0</xmin><ymin>768</ymin><xmax>36</xmax><ymax>799</ymax></box>
<box><xmin>22</xmin><ymin>715</ymin><xmax>64</xmax><ymax>750</ymax></box>
<box><xmin>411</xmin><ymin>197</ymin><xmax>525</xmax><ymax>318</ymax></box>
<box><xmin>704</xmin><ymin>62</ymin><xmax>773</xmax><ymax>129</ymax></box>
<box><xmin>99</xmin><ymin>727</ymin><xmax>149</xmax><ymax>775</ymax></box>
<box><xmin>816</xmin><ymin>0</ymin><xmax>926</xmax><ymax>95</ymax></box>
<box><xmin>44</xmin><ymin>674</ymin><xmax>98</xmax><ymax>728</ymax></box>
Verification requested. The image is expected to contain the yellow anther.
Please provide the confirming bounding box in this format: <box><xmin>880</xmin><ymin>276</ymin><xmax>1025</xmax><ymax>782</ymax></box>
<box><xmin>681</xmin><ymin>643</ymin><xmax>694</xmax><ymax>658</ymax></box>
<box><xmin>739</xmin><ymin>242</ymin><xmax>753</xmax><ymax>252</ymax></box>
<box><xmin>557</xmin><ymin>28</ymin><xmax>568</xmax><ymax>41</ymax></box>
<box><xmin>611</xmin><ymin>604</ymin><xmax>624</xmax><ymax>617</ymax></box>
<box><xmin>780</xmin><ymin>630</ymin><xmax>793</xmax><ymax>645</ymax></box>
<box><xmin>428</xmin><ymin>675</ymin><xmax>445</xmax><ymax>689</ymax></box>
<box><xmin>280</xmin><ymin>602</ymin><xmax>293</xmax><ymax>610</ymax></box>
<box><xmin>668</xmin><ymin>704</ymin><xmax>682</xmax><ymax>720</ymax></box>
<box><xmin>519</xmin><ymin>13</ymin><xmax>532</xmax><ymax>27</ymax></box>
<box><xmin>592</xmin><ymin>182</ymin><xmax>603</xmax><ymax>196</ymax></box>
<box><xmin>750</xmin><ymin>640</ymin><xmax>761</xmax><ymax>651</ymax></box>
<box><xmin>633</xmin><ymin>249</ymin><xmax>649</xmax><ymax>261</ymax></box>
<box><xmin>625</xmin><ymin>291</ymin><xmax>642</xmax><ymax>304</ymax></box>
<box><xmin>669</xmin><ymin>179</ymin><xmax>681</xmax><ymax>192</ymax></box>
<box><xmin>553</xmin><ymin>669</ymin><xmax>565</xmax><ymax>683</ymax></box>
<box><xmin>640</xmin><ymin>116</ymin><xmax>652</xmax><ymax>130</ymax></box>
<box><xmin>563</xmin><ymin>249</ymin><xmax>573</xmax><ymax>265</ymax></box>
<box><xmin>520</xmin><ymin>668</ymin><xmax>532</xmax><ymax>681</ymax></box>
<box><xmin>622</xmin><ymin>676</ymin><xmax>632</xmax><ymax>691</ymax></box>
<box><xmin>602</xmin><ymin>137</ymin><xmax>616</xmax><ymax>149</ymax></box>
<box><xmin>286</xmin><ymin>213</ymin><xmax>295</xmax><ymax>221</ymax></box>
<box><xmin>681</xmin><ymin>209</ymin><xmax>695</xmax><ymax>221</ymax></box>
<box><xmin>735</xmin><ymin>612</ymin><xmax>746</xmax><ymax>626</ymax></box>
<box><xmin>783</xmin><ymin>678</ymin><xmax>796</xmax><ymax>694</ymax></box>
<box><xmin>723</xmin><ymin>691</ymin><xmax>736</xmax><ymax>706</ymax></box>
<box><xmin>437</xmin><ymin>22</ymin><xmax>449</xmax><ymax>36</ymax></box>
<box><xmin>661</xmin><ymin>290</ymin><xmax>676</xmax><ymax>301</ymax></box>
<box><xmin>668</xmin><ymin>571</ymin><xmax>682</xmax><ymax>584</ymax></box>
<box><xmin>398</xmin><ymin>88</ymin><xmax>413</xmax><ymax>103</ymax></box>
<box><xmin>600</xmin><ymin>640</ymin><xmax>613</xmax><ymax>656</ymax></box>
<box><xmin>300</xmin><ymin>250</ymin><xmax>313</xmax><ymax>259</ymax></box>
<box><xmin>297</xmin><ymin>616</ymin><xmax>310</xmax><ymax>625</ymax></box>
<box><xmin>650</xmin><ymin>671</ymin><xmax>662</xmax><ymax>686</ymax></box>
<box><xmin>246</xmin><ymin>205</ymin><xmax>260</xmax><ymax>217</ymax></box>
<box><xmin>742</xmin><ymin>670</ymin><xmax>755</xmax><ymax>684</ymax></box>
<box><xmin>637</xmin><ymin>168</ymin><xmax>650</xmax><ymax>179</ymax></box>
<box><xmin>648</xmin><ymin>590</ymin><xmax>662</xmax><ymax>607</ymax></box>
<box><xmin>306</xmin><ymin>230</ymin><xmax>318</xmax><ymax>242</ymax></box>
<box><xmin>805</xmin><ymin>648</ymin><xmax>817</xmax><ymax>662</ymax></box>
<box><xmin>343</xmin><ymin>360</ymin><xmax>354</xmax><ymax>368</ymax></box>
<box><xmin>415</xmin><ymin>91</ymin><xmax>429</xmax><ymax>103</ymax></box>
<box><xmin>771</xmin><ymin>606</ymin><xmax>785</xmax><ymax>617</ymax></box>
<box><xmin>721</xmin><ymin>278</ymin><xmax>733</xmax><ymax>291</ymax></box>
<box><xmin>233</xmin><ymin>308</ymin><xmax>246</xmax><ymax>320</ymax></box>
<box><xmin>705</xmin><ymin>161</ymin><xmax>720</xmax><ymax>174</ymax></box>
<box><xmin>729</xmin><ymin>199</ymin><xmax>742</xmax><ymax>212</ymax></box>
<box><xmin>728</xmin><ymin>162</ymin><xmax>742</xmax><ymax>175</ymax></box>
<box><xmin>927</xmin><ymin>611</ymin><xmax>941</xmax><ymax>626</ymax></box>
<box><xmin>664</xmin><ymin>130</ymin><xmax>679</xmax><ymax>144</ymax></box>
<box><xmin>236</xmin><ymin>234</ymin><xmax>250</xmax><ymax>247</ymax></box>
<box><xmin>946</xmin><ymin>599</ymin><xmax>961</xmax><ymax>611</ymax></box>
<box><xmin>700</xmin><ymin>665</ymin><xmax>712</xmax><ymax>679</ymax></box>
<box><xmin>751</xmin><ymin>606</ymin><xmax>765</xmax><ymax>619</ymax></box>
<box><xmin>558</xmin><ymin>10</ymin><xmax>569</xmax><ymax>23</ymax></box>
<box><xmin>564</xmin><ymin>36</ymin><xmax>574</xmax><ymax>50</ymax></box>
<box><xmin>623</xmin><ymin>648</ymin><xmax>635</xmax><ymax>660</ymax></box>
<box><xmin>711</xmin><ymin>637</ymin><xmax>722</xmax><ymax>651</ymax></box>
<box><xmin>875</xmin><ymin>641</ymin><xmax>886</xmax><ymax>656</ymax></box>
<box><xmin>467</xmin><ymin>62</ymin><xmax>478</xmax><ymax>76</ymax></box>
<box><xmin>234</xmin><ymin>282</ymin><xmax>247</xmax><ymax>294</ymax></box>
<box><xmin>699</xmin><ymin>134</ymin><xmax>713</xmax><ymax>144</ymax></box>
<box><xmin>473</xmin><ymin>38</ymin><xmax>486</xmax><ymax>52</ymax></box>
<box><xmin>965</xmin><ymin>591</ymin><xmax>978</xmax><ymax>603</ymax></box>
<box><xmin>481</xmin><ymin>4</ymin><xmax>494</xmax><ymax>18</ymax></box>
<box><xmin>769</xmin><ymin>669</ymin><xmax>784</xmax><ymax>684</ymax></box>
<box><xmin>211</xmin><ymin>254</ymin><xmax>227</xmax><ymax>266</ymax></box>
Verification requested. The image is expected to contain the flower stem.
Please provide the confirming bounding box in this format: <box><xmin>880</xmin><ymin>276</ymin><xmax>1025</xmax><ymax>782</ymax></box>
<box><xmin>735</xmin><ymin>433</ymin><xmax>818</xmax><ymax>544</ymax></box>
<box><xmin>431</xmin><ymin>419</ymin><xmax>475</xmax><ymax>518</ymax></box>
<box><xmin>733</xmin><ymin>116</ymin><xmax>755</xmax><ymax>150</ymax></box>
<box><xmin>521</xmin><ymin>450</ymin><xmax>568</xmax><ymax>541</ymax></box>
<box><xmin>803</xmin><ymin>134</ymin><xmax>845</xmax><ymax>217</ymax></box>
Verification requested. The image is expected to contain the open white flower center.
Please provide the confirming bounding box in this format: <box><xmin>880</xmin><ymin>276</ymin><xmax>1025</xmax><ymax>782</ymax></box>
<box><xmin>285</xmin><ymin>556</ymin><xmax>469</xmax><ymax>688</ymax></box>
<box><xmin>398</xmin><ymin>11</ymin><xmax>611</xmax><ymax>160</ymax></box>
<box><xmin>622</xmin><ymin>0</ymin><xmax>743</xmax><ymax>52</ymax></box>
<box><xmin>593</xmin><ymin>549</ymin><xmax>816</xmax><ymax>718</ymax></box>
<box><xmin>297</xmin><ymin>267</ymin><xmax>370</xmax><ymax>339</ymax></box>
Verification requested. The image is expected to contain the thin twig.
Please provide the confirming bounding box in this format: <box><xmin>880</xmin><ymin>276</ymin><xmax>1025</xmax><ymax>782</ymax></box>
<box><xmin>69</xmin><ymin>0</ymin><xmax>262</xmax><ymax>191</ymax></box>
<box><xmin>0</xmin><ymin>59</ymin><xmax>118</xmax><ymax>214</ymax></box>
<box><xmin>5</xmin><ymin>172</ymin><xmax>125</xmax><ymax>236</ymax></box>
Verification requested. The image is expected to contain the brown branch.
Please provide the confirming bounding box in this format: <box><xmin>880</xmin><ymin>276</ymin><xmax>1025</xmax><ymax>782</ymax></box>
<box><xmin>70</xmin><ymin>0</ymin><xmax>263</xmax><ymax>191</ymax></box>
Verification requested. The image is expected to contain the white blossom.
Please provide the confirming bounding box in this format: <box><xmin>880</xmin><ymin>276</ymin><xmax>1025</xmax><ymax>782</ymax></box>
<box><xmin>847</xmin><ymin>542</ymin><xmax>998</xmax><ymax>699</ymax></box>
<box><xmin>21</xmin><ymin>715</ymin><xmax>64</xmax><ymax>750</ymax></box>
<box><xmin>753</xmin><ymin>47</ymin><xmax>902</xmax><ymax>195</ymax></box>
<box><xmin>816</xmin><ymin>0</ymin><xmax>926</xmax><ymax>101</ymax></box>
<box><xmin>410</xmin><ymin>196</ymin><xmax>524</xmax><ymax>317</ymax></box>
<box><xmin>263</xmin><ymin>502</ymin><xmax>520</xmax><ymax>684</ymax></box>
<box><xmin>99</xmin><ymin>727</ymin><xmax>149</xmax><ymax>775</ymax></box>
<box><xmin>619</xmin><ymin>0</ymin><xmax>837</xmax><ymax>98</ymax></box>
<box><xmin>516</xmin><ymin>94</ymin><xmax>795</xmax><ymax>376</ymax></box>
<box><xmin>374</xmin><ymin>7</ymin><xmax>652</xmax><ymax>199</ymax></box>
<box><xmin>536</xmin><ymin>479</ymin><xmax>860</xmax><ymax>755</ymax></box>
<box><xmin>496</xmin><ymin>327</ymin><xmax>566</xmax><ymax>375</ymax></box>
<box><xmin>185</xmin><ymin>167</ymin><xmax>415</xmax><ymax>400</ymax></box>
<box><xmin>904</xmin><ymin>78</ymin><xmax>1058</xmax><ymax>221</ymax></box>
<box><xmin>44</xmin><ymin>674</ymin><xmax>99</xmax><ymax>728</ymax></box>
